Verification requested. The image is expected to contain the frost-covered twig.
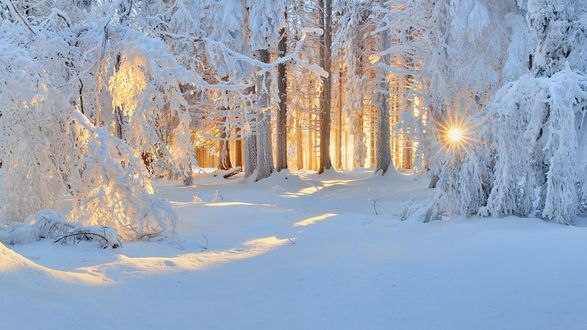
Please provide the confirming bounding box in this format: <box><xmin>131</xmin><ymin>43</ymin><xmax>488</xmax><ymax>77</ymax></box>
<box><xmin>54</xmin><ymin>231</ymin><xmax>120</xmax><ymax>249</ymax></box>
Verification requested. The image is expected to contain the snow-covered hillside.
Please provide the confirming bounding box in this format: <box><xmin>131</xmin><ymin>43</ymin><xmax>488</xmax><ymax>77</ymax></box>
<box><xmin>2</xmin><ymin>170</ymin><xmax>587</xmax><ymax>330</ymax></box>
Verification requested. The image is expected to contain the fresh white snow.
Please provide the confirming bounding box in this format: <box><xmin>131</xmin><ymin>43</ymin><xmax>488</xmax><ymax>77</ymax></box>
<box><xmin>2</xmin><ymin>170</ymin><xmax>587</xmax><ymax>329</ymax></box>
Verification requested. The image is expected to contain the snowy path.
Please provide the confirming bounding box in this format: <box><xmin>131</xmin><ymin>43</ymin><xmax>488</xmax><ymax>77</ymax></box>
<box><xmin>2</xmin><ymin>170</ymin><xmax>587</xmax><ymax>329</ymax></box>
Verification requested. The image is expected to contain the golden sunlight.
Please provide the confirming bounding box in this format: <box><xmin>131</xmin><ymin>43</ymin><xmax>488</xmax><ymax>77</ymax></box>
<box><xmin>108</xmin><ymin>54</ymin><xmax>148</xmax><ymax>114</ymax></box>
<box><xmin>434</xmin><ymin>110</ymin><xmax>480</xmax><ymax>159</ymax></box>
<box><xmin>447</xmin><ymin>127</ymin><xmax>463</xmax><ymax>143</ymax></box>
<box><xmin>293</xmin><ymin>213</ymin><xmax>337</xmax><ymax>227</ymax></box>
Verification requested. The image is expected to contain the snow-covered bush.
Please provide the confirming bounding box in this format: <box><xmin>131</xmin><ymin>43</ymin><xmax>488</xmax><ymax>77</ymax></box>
<box><xmin>0</xmin><ymin>209</ymin><xmax>121</xmax><ymax>248</ymax></box>
<box><xmin>421</xmin><ymin>0</ymin><xmax>587</xmax><ymax>224</ymax></box>
<box><xmin>479</xmin><ymin>67</ymin><xmax>587</xmax><ymax>223</ymax></box>
<box><xmin>0</xmin><ymin>3</ymin><xmax>186</xmax><ymax>242</ymax></box>
<box><xmin>69</xmin><ymin>127</ymin><xmax>177</xmax><ymax>241</ymax></box>
<box><xmin>0</xmin><ymin>34</ymin><xmax>69</xmax><ymax>223</ymax></box>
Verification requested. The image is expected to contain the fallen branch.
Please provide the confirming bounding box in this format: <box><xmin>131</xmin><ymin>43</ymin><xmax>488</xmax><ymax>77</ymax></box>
<box><xmin>55</xmin><ymin>230</ymin><xmax>121</xmax><ymax>249</ymax></box>
<box><xmin>223</xmin><ymin>167</ymin><xmax>242</xmax><ymax>179</ymax></box>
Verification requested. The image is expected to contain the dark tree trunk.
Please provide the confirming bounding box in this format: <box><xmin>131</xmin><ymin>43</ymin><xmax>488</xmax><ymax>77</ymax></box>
<box><xmin>276</xmin><ymin>18</ymin><xmax>288</xmax><ymax>172</ymax></box>
<box><xmin>318</xmin><ymin>0</ymin><xmax>333</xmax><ymax>174</ymax></box>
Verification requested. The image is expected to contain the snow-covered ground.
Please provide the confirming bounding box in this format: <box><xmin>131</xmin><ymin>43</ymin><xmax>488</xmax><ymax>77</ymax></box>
<box><xmin>2</xmin><ymin>170</ymin><xmax>587</xmax><ymax>329</ymax></box>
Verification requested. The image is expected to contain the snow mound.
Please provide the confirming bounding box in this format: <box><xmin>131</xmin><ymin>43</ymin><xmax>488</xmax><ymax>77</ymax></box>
<box><xmin>0</xmin><ymin>242</ymin><xmax>111</xmax><ymax>287</ymax></box>
<box><xmin>0</xmin><ymin>241</ymin><xmax>38</xmax><ymax>272</ymax></box>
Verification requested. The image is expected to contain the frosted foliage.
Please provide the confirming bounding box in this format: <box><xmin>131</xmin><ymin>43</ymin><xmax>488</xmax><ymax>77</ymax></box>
<box><xmin>70</xmin><ymin>128</ymin><xmax>177</xmax><ymax>241</ymax></box>
<box><xmin>247</xmin><ymin>0</ymin><xmax>286</xmax><ymax>51</ymax></box>
<box><xmin>527</xmin><ymin>0</ymin><xmax>587</xmax><ymax>76</ymax></box>
<box><xmin>503</xmin><ymin>14</ymin><xmax>532</xmax><ymax>81</ymax></box>
<box><xmin>374</xmin><ymin>0</ymin><xmax>525</xmax><ymax>178</ymax></box>
<box><xmin>480</xmin><ymin>68</ymin><xmax>587</xmax><ymax>223</ymax></box>
<box><xmin>0</xmin><ymin>41</ymin><xmax>65</xmax><ymax>223</ymax></box>
<box><xmin>414</xmin><ymin>0</ymin><xmax>587</xmax><ymax>224</ymax></box>
<box><xmin>479</xmin><ymin>1</ymin><xmax>587</xmax><ymax>223</ymax></box>
<box><xmin>2</xmin><ymin>210</ymin><xmax>72</xmax><ymax>245</ymax></box>
<box><xmin>109</xmin><ymin>32</ymin><xmax>195</xmax><ymax>181</ymax></box>
<box><xmin>108</xmin><ymin>54</ymin><xmax>148</xmax><ymax>114</ymax></box>
<box><xmin>450</xmin><ymin>0</ymin><xmax>490</xmax><ymax>41</ymax></box>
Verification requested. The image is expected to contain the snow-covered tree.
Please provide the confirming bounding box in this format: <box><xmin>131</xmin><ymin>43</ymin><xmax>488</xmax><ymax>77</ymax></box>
<box><xmin>422</xmin><ymin>0</ymin><xmax>587</xmax><ymax>224</ymax></box>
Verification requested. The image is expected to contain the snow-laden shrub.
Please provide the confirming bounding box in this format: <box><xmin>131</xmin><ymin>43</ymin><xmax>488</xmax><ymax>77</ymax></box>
<box><xmin>0</xmin><ymin>23</ymin><xmax>180</xmax><ymax>241</ymax></box>
<box><xmin>480</xmin><ymin>67</ymin><xmax>587</xmax><ymax>223</ymax></box>
<box><xmin>0</xmin><ymin>209</ymin><xmax>121</xmax><ymax>248</ymax></box>
<box><xmin>0</xmin><ymin>37</ymin><xmax>67</xmax><ymax>223</ymax></box>
<box><xmin>69</xmin><ymin>128</ymin><xmax>177</xmax><ymax>241</ymax></box>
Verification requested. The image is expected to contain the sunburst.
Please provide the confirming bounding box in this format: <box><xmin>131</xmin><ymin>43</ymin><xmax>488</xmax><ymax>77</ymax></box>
<box><xmin>433</xmin><ymin>109</ymin><xmax>482</xmax><ymax>161</ymax></box>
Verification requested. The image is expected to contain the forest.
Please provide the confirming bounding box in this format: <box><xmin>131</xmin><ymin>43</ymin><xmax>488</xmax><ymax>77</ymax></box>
<box><xmin>1</xmin><ymin>0</ymin><xmax>587</xmax><ymax>329</ymax></box>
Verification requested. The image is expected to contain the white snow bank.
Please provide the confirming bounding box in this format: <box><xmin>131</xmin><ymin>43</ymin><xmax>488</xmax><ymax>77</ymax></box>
<box><xmin>2</xmin><ymin>171</ymin><xmax>587</xmax><ymax>329</ymax></box>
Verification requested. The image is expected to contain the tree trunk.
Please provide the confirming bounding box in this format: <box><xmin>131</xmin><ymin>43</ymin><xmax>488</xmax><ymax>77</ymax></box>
<box><xmin>114</xmin><ymin>53</ymin><xmax>124</xmax><ymax>139</ymax></box>
<box><xmin>276</xmin><ymin>20</ymin><xmax>288</xmax><ymax>172</ymax></box>
<box><xmin>254</xmin><ymin>49</ymin><xmax>274</xmax><ymax>181</ymax></box>
<box><xmin>318</xmin><ymin>0</ymin><xmax>333</xmax><ymax>174</ymax></box>
<box><xmin>217</xmin><ymin>118</ymin><xmax>232</xmax><ymax>171</ymax></box>
<box><xmin>244</xmin><ymin>134</ymin><xmax>257</xmax><ymax>178</ymax></box>
<box><xmin>353</xmin><ymin>112</ymin><xmax>364</xmax><ymax>168</ymax></box>
<box><xmin>375</xmin><ymin>28</ymin><xmax>392</xmax><ymax>174</ymax></box>
<box><xmin>335</xmin><ymin>68</ymin><xmax>344</xmax><ymax>169</ymax></box>
<box><xmin>242</xmin><ymin>1</ymin><xmax>256</xmax><ymax>178</ymax></box>
<box><xmin>296</xmin><ymin>108</ymin><xmax>304</xmax><ymax>169</ymax></box>
<box><xmin>235</xmin><ymin>128</ymin><xmax>243</xmax><ymax>168</ymax></box>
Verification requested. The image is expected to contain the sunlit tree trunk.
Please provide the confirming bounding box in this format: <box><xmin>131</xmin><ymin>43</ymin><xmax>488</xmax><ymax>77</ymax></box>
<box><xmin>217</xmin><ymin>116</ymin><xmax>232</xmax><ymax>171</ymax></box>
<box><xmin>318</xmin><ymin>0</ymin><xmax>333</xmax><ymax>174</ymax></box>
<box><xmin>276</xmin><ymin>17</ymin><xmax>288</xmax><ymax>172</ymax></box>
<box><xmin>235</xmin><ymin>128</ymin><xmax>243</xmax><ymax>168</ymax></box>
<box><xmin>309</xmin><ymin>111</ymin><xmax>315</xmax><ymax>170</ymax></box>
<box><xmin>353</xmin><ymin>112</ymin><xmax>364</xmax><ymax>168</ymax></box>
<box><xmin>296</xmin><ymin>108</ymin><xmax>304</xmax><ymax>169</ymax></box>
<box><xmin>335</xmin><ymin>67</ymin><xmax>344</xmax><ymax>169</ymax></box>
<box><xmin>113</xmin><ymin>53</ymin><xmax>124</xmax><ymax>139</ymax></box>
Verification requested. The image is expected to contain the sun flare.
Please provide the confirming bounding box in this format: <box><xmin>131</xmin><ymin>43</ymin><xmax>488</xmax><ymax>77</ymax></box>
<box><xmin>447</xmin><ymin>127</ymin><xmax>464</xmax><ymax>143</ymax></box>
<box><xmin>433</xmin><ymin>110</ymin><xmax>481</xmax><ymax>160</ymax></box>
